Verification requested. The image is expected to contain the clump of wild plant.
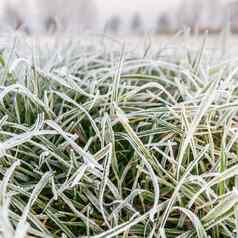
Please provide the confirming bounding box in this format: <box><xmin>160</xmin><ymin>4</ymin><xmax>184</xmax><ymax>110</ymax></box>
<box><xmin>0</xmin><ymin>32</ymin><xmax>238</xmax><ymax>237</ymax></box>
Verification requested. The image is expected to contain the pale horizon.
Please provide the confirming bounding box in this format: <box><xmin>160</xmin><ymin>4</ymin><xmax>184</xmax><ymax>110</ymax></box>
<box><xmin>0</xmin><ymin>0</ymin><xmax>237</xmax><ymax>33</ymax></box>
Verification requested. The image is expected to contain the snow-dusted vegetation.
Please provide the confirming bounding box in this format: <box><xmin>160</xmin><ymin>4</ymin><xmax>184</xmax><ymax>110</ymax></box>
<box><xmin>0</xmin><ymin>29</ymin><xmax>238</xmax><ymax>237</ymax></box>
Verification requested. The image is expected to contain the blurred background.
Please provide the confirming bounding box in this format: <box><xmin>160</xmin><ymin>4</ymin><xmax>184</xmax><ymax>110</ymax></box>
<box><xmin>0</xmin><ymin>0</ymin><xmax>237</xmax><ymax>35</ymax></box>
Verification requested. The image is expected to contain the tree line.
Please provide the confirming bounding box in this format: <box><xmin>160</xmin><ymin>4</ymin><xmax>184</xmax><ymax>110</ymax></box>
<box><xmin>3</xmin><ymin>0</ymin><xmax>238</xmax><ymax>34</ymax></box>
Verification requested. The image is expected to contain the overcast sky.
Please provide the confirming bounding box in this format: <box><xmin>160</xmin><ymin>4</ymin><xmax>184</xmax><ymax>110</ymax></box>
<box><xmin>96</xmin><ymin>0</ymin><xmax>233</xmax><ymax>15</ymax></box>
<box><xmin>97</xmin><ymin>0</ymin><xmax>181</xmax><ymax>14</ymax></box>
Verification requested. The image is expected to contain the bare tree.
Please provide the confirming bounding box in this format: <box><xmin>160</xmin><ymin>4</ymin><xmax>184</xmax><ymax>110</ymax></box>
<box><xmin>3</xmin><ymin>0</ymin><xmax>34</xmax><ymax>34</ymax></box>
<box><xmin>106</xmin><ymin>15</ymin><xmax>121</xmax><ymax>33</ymax></box>
<box><xmin>177</xmin><ymin>0</ymin><xmax>223</xmax><ymax>33</ymax></box>
<box><xmin>156</xmin><ymin>13</ymin><xmax>171</xmax><ymax>34</ymax></box>
<box><xmin>37</xmin><ymin>0</ymin><xmax>66</xmax><ymax>32</ymax></box>
<box><xmin>44</xmin><ymin>17</ymin><xmax>57</xmax><ymax>33</ymax></box>
<box><xmin>177</xmin><ymin>0</ymin><xmax>202</xmax><ymax>30</ymax></box>
<box><xmin>131</xmin><ymin>13</ymin><xmax>143</xmax><ymax>34</ymax></box>
<box><xmin>4</xmin><ymin>3</ymin><xmax>22</xmax><ymax>30</ymax></box>
<box><xmin>38</xmin><ymin>0</ymin><xmax>98</xmax><ymax>33</ymax></box>
<box><xmin>226</xmin><ymin>1</ymin><xmax>238</xmax><ymax>33</ymax></box>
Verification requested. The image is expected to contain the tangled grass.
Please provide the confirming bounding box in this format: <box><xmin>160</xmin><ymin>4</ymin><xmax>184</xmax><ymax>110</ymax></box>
<box><xmin>1</xmin><ymin>32</ymin><xmax>238</xmax><ymax>237</ymax></box>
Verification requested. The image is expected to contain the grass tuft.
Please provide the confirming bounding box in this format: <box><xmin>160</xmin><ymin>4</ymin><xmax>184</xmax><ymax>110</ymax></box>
<box><xmin>0</xmin><ymin>32</ymin><xmax>238</xmax><ymax>237</ymax></box>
